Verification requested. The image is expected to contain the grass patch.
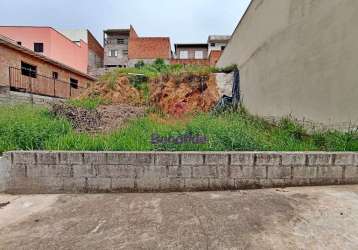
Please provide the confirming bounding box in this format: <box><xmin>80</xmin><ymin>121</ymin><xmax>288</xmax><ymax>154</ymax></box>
<box><xmin>46</xmin><ymin>111</ymin><xmax>358</xmax><ymax>152</ymax></box>
<box><xmin>67</xmin><ymin>97</ymin><xmax>109</xmax><ymax>110</ymax></box>
<box><xmin>0</xmin><ymin>105</ymin><xmax>72</xmax><ymax>154</ymax></box>
<box><xmin>100</xmin><ymin>59</ymin><xmax>218</xmax><ymax>87</ymax></box>
<box><xmin>1</xmin><ymin>105</ymin><xmax>356</xmax><ymax>153</ymax></box>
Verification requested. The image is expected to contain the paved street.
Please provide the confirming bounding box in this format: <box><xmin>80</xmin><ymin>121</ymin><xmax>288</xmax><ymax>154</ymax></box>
<box><xmin>1</xmin><ymin>185</ymin><xmax>358</xmax><ymax>249</ymax></box>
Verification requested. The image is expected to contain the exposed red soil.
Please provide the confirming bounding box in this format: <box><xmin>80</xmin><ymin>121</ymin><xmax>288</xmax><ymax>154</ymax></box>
<box><xmin>150</xmin><ymin>74</ymin><xmax>220</xmax><ymax>117</ymax></box>
<box><xmin>78</xmin><ymin>76</ymin><xmax>143</xmax><ymax>106</ymax></box>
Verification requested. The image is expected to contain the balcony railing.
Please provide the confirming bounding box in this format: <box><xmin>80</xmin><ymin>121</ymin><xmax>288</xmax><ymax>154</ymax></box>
<box><xmin>9</xmin><ymin>67</ymin><xmax>85</xmax><ymax>99</ymax></box>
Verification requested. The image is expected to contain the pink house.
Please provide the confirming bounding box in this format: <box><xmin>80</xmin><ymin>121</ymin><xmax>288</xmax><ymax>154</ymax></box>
<box><xmin>0</xmin><ymin>26</ymin><xmax>89</xmax><ymax>73</ymax></box>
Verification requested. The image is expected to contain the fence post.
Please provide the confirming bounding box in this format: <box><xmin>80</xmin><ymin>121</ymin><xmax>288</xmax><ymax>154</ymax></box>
<box><xmin>8</xmin><ymin>67</ymin><xmax>11</xmax><ymax>89</ymax></box>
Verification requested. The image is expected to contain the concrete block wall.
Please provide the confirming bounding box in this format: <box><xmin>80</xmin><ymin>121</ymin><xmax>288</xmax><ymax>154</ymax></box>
<box><xmin>0</xmin><ymin>157</ymin><xmax>10</xmax><ymax>192</ymax></box>
<box><xmin>1</xmin><ymin>151</ymin><xmax>358</xmax><ymax>194</ymax></box>
<box><xmin>0</xmin><ymin>87</ymin><xmax>63</xmax><ymax>106</ymax></box>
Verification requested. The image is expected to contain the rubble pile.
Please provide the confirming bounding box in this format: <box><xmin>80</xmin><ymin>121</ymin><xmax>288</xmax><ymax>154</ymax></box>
<box><xmin>52</xmin><ymin>103</ymin><xmax>101</xmax><ymax>132</ymax></box>
<box><xmin>150</xmin><ymin>74</ymin><xmax>220</xmax><ymax>116</ymax></box>
<box><xmin>52</xmin><ymin>103</ymin><xmax>145</xmax><ymax>133</ymax></box>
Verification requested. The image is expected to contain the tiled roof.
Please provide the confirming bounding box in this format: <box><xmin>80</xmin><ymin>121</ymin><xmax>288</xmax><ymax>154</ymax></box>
<box><xmin>128</xmin><ymin>37</ymin><xmax>171</xmax><ymax>60</ymax></box>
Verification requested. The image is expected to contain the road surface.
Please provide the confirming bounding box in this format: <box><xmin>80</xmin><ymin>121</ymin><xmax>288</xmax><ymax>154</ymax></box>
<box><xmin>1</xmin><ymin>185</ymin><xmax>358</xmax><ymax>249</ymax></box>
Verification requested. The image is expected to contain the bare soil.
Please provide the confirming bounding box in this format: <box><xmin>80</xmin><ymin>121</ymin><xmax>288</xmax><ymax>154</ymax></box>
<box><xmin>150</xmin><ymin>74</ymin><xmax>220</xmax><ymax>117</ymax></box>
<box><xmin>79</xmin><ymin>76</ymin><xmax>143</xmax><ymax>106</ymax></box>
<box><xmin>75</xmin><ymin>73</ymin><xmax>221</xmax><ymax>117</ymax></box>
<box><xmin>97</xmin><ymin>104</ymin><xmax>145</xmax><ymax>132</ymax></box>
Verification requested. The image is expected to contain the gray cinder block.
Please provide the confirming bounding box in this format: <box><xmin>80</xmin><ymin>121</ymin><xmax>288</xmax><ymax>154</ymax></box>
<box><xmin>255</xmin><ymin>153</ymin><xmax>281</xmax><ymax>166</ymax></box>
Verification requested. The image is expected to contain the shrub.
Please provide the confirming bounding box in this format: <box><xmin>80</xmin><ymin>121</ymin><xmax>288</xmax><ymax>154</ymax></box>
<box><xmin>134</xmin><ymin>60</ymin><xmax>145</xmax><ymax>68</ymax></box>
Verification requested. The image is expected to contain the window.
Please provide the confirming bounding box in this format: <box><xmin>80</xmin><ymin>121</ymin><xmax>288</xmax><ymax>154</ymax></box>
<box><xmin>21</xmin><ymin>61</ymin><xmax>37</xmax><ymax>78</ymax></box>
<box><xmin>123</xmin><ymin>50</ymin><xmax>128</xmax><ymax>56</ymax></box>
<box><xmin>108</xmin><ymin>50</ymin><xmax>118</xmax><ymax>57</ymax></box>
<box><xmin>194</xmin><ymin>51</ymin><xmax>204</xmax><ymax>59</ymax></box>
<box><xmin>70</xmin><ymin>78</ymin><xmax>79</xmax><ymax>89</ymax></box>
<box><xmin>34</xmin><ymin>43</ymin><xmax>44</xmax><ymax>53</ymax></box>
<box><xmin>179</xmin><ymin>50</ymin><xmax>188</xmax><ymax>59</ymax></box>
<box><xmin>17</xmin><ymin>41</ymin><xmax>22</xmax><ymax>46</ymax></box>
<box><xmin>52</xmin><ymin>72</ymin><xmax>58</xmax><ymax>80</ymax></box>
<box><xmin>117</xmin><ymin>38</ymin><xmax>128</xmax><ymax>45</ymax></box>
<box><xmin>210</xmin><ymin>43</ymin><xmax>215</xmax><ymax>47</ymax></box>
<box><xmin>221</xmin><ymin>46</ymin><xmax>226</xmax><ymax>51</ymax></box>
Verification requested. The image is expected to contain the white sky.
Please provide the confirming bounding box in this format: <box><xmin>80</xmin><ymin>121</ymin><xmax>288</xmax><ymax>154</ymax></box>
<box><xmin>0</xmin><ymin>0</ymin><xmax>251</xmax><ymax>45</ymax></box>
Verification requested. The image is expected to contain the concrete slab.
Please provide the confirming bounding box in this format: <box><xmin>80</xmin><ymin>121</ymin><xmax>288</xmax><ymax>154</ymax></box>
<box><xmin>0</xmin><ymin>185</ymin><xmax>358</xmax><ymax>249</ymax></box>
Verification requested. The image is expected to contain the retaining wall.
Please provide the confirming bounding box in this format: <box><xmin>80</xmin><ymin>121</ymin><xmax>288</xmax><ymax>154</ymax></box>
<box><xmin>0</xmin><ymin>157</ymin><xmax>10</xmax><ymax>192</ymax></box>
<box><xmin>1</xmin><ymin>151</ymin><xmax>357</xmax><ymax>194</ymax></box>
<box><xmin>0</xmin><ymin>86</ymin><xmax>63</xmax><ymax>106</ymax></box>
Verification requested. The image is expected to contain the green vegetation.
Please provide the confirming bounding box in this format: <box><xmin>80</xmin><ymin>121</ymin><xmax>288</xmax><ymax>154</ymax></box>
<box><xmin>0</xmin><ymin>105</ymin><xmax>71</xmax><ymax>153</ymax></box>
<box><xmin>0</xmin><ymin>104</ymin><xmax>356</xmax><ymax>154</ymax></box>
<box><xmin>67</xmin><ymin>97</ymin><xmax>109</xmax><ymax>110</ymax></box>
<box><xmin>100</xmin><ymin>59</ymin><xmax>217</xmax><ymax>86</ymax></box>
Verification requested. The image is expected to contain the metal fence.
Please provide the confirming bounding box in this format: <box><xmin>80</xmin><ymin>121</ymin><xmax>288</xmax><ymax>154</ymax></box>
<box><xmin>8</xmin><ymin>67</ymin><xmax>86</xmax><ymax>99</ymax></box>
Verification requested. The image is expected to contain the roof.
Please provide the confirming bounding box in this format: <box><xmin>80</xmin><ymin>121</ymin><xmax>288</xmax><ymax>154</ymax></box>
<box><xmin>0</xmin><ymin>34</ymin><xmax>96</xmax><ymax>81</ymax></box>
<box><xmin>129</xmin><ymin>37</ymin><xmax>171</xmax><ymax>60</ymax></box>
<box><xmin>174</xmin><ymin>43</ymin><xmax>208</xmax><ymax>53</ymax></box>
<box><xmin>208</xmin><ymin>35</ymin><xmax>231</xmax><ymax>43</ymax></box>
<box><xmin>104</xmin><ymin>29</ymin><xmax>130</xmax><ymax>36</ymax></box>
<box><xmin>58</xmin><ymin>29</ymin><xmax>89</xmax><ymax>43</ymax></box>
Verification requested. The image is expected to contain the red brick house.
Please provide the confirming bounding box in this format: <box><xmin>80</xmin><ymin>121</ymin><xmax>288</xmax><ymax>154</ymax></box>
<box><xmin>0</xmin><ymin>35</ymin><xmax>96</xmax><ymax>99</ymax></box>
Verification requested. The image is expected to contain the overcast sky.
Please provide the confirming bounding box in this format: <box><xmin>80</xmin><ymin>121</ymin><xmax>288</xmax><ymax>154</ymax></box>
<box><xmin>0</xmin><ymin>0</ymin><xmax>250</xmax><ymax>45</ymax></box>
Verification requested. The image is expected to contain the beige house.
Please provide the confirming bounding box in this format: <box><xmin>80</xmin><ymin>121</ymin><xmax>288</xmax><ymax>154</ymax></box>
<box><xmin>217</xmin><ymin>0</ymin><xmax>358</xmax><ymax>129</ymax></box>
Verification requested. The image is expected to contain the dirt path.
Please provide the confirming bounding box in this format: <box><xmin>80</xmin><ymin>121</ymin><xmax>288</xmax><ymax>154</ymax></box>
<box><xmin>0</xmin><ymin>185</ymin><xmax>358</xmax><ymax>249</ymax></box>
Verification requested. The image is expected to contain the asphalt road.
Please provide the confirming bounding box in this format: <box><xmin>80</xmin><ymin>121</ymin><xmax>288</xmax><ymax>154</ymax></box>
<box><xmin>1</xmin><ymin>185</ymin><xmax>358</xmax><ymax>250</ymax></box>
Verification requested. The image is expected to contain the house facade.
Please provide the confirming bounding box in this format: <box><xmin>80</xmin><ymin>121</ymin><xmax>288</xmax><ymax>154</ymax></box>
<box><xmin>174</xmin><ymin>43</ymin><xmax>208</xmax><ymax>60</ymax></box>
<box><xmin>0</xmin><ymin>35</ymin><xmax>95</xmax><ymax>99</ymax></box>
<box><xmin>172</xmin><ymin>35</ymin><xmax>230</xmax><ymax>66</ymax></box>
<box><xmin>103</xmin><ymin>25</ymin><xmax>171</xmax><ymax>68</ymax></box>
<box><xmin>0</xmin><ymin>26</ymin><xmax>103</xmax><ymax>74</ymax></box>
<box><xmin>59</xmin><ymin>29</ymin><xmax>104</xmax><ymax>71</ymax></box>
<box><xmin>217</xmin><ymin>0</ymin><xmax>358</xmax><ymax>128</ymax></box>
<box><xmin>103</xmin><ymin>28</ymin><xmax>130</xmax><ymax>68</ymax></box>
<box><xmin>208</xmin><ymin>35</ymin><xmax>230</xmax><ymax>55</ymax></box>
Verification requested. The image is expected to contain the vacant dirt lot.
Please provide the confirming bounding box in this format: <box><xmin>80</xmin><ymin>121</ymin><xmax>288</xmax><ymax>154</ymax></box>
<box><xmin>0</xmin><ymin>186</ymin><xmax>358</xmax><ymax>249</ymax></box>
